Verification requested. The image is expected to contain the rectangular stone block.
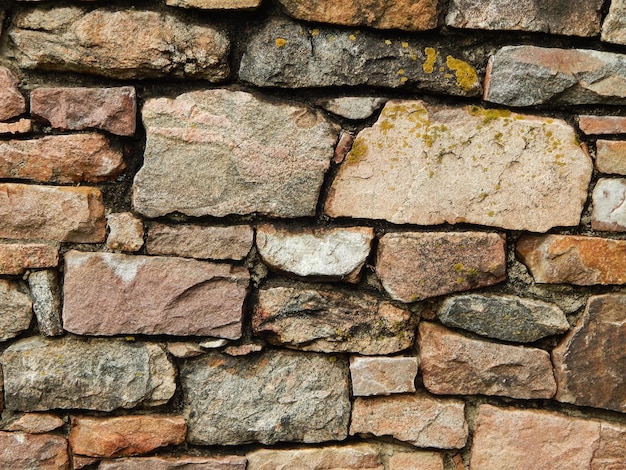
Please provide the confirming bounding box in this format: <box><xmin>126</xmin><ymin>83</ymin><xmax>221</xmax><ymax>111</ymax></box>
<box><xmin>579</xmin><ymin>115</ymin><xmax>626</xmax><ymax>134</ymax></box>
<box><xmin>0</xmin><ymin>243</ymin><xmax>58</xmax><ymax>275</ymax></box>
<box><xmin>596</xmin><ymin>140</ymin><xmax>626</xmax><ymax>175</ymax></box>
<box><xmin>592</xmin><ymin>178</ymin><xmax>626</xmax><ymax>231</ymax></box>
<box><xmin>247</xmin><ymin>444</ymin><xmax>383</xmax><ymax>470</ymax></box>
<box><xmin>0</xmin><ymin>432</ymin><xmax>69</xmax><ymax>470</ymax></box>
<box><xmin>167</xmin><ymin>0</ymin><xmax>261</xmax><ymax>8</ymax></box>
<box><xmin>98</xmin><ymin>456</ymin><xmax>247</xmax><ymax>470</ymax></box>
<box><xmin>350</xmin><ymin>356</ymin><xmax>418</xmax><ymax>396</ymax></box>
<box><xmin>0</xmin><ymin>118</ymin><xmax>32</xmax><ymax>135</ymax></box>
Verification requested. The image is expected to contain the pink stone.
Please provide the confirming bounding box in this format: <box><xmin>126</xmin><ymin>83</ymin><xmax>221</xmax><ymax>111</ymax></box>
<box><xmin>350</xmin><ymin>356</ymin><xmax>418</xmax><ymax>396</ymax></box>
<box><xmin>389</xmin><ymin>451</ymin><xmax>444</xmax><ymax>470</ymax></box>
<box><xmin>0</xmin><ymin>243</ymin><xmax>59</xmax><ymax>275</ymax></box>
<box><xmin>579</xmin><ymin>115</ymin><xmax>626</xmax><ymax>134</ymax></box>
<box><xmin>0</xmin><ymin>67</ymin><xmax>26</xmax><ymax>121</ymax></box>
<box><xmin>247</xmin><ymin>444</ymin><xmax>382</xmax><ymax>470</ymax></box>
<box><xmin>0</xmin><ymin>432</ymin><xmax>69</xmax><ymax>470</ymax></box>
<box><xmin>106</xmin><ymin>212</ymin><xmax>144</xmax><ymax>252</ymax></box>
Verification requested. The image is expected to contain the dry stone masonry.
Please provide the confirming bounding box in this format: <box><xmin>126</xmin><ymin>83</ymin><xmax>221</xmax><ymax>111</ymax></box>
<box><xmin>0</xmin><ymin>1</ymin><xmax>625</xmax><ymax>469</ymax></box>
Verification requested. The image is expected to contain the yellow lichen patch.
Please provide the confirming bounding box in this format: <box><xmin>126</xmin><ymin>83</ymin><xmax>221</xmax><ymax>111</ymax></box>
<box><xmin>345</xmin><ymin>138</ymin><xmax>368</xmax><ymax>164</ymax></box>
<box><xmin>397</xmin><ymin>69</ymin><xmax>405</xmax><ymax>75</ymax></box>
<box><xmin>384</xmin><ymin>39</ymin><xmax>392</xmax><ymax>45</ymax></box>
<box><xmin>275</xmin><ymin>38</ymin><xmax>287</xmax><ymax>48</ymax></box>
<box><xmin>401</xmin><ymin>42</ymin><xmax>409</xmax><ymax>48</ymax></box>
<box><xmin>380</xmin><ymin>120</ymin><xmax>394</xmax><ymax>133</ymax></box>
<box><xmin>446</xmin><ymin>55</ymin><xmax>478</xmax><ymax>91</ymax></box>
<box><xmin>423</xmin><ymin>47</ymin><xmax>437</xmax><ymax>74</ymax></box>
<box><xmin>310</xmin><ymin>29</ymin><xmax>320</xmax><ymax>36</ymax></box>
<box><xmin>328</xmin><ymin>35</ymin><xmax>335</xmax><ymax>42</ymax></box>
<box><xmin>349</xmin><ymin>34</ymin><xmax>357</xmax><ymax>41</ymax></box>
<box><xmin>468</xmin><ymin>106</ymin><xmax>512</xmax><ymax>124</ymax></box>
<box><xmin>400</xmin><ymin>76</ymin><xmax>408</xmax><ymax>83</ymax></box>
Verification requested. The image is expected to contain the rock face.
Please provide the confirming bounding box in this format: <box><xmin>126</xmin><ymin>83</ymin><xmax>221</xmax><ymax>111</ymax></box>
<box><xmin>0</xmin><ymin>67</ymin><xmax>26</xmax><ymax>121</ymax></box>
<box><xmin>602</xmin><ymin>0</ymin><xmax>626</xmax><ymax>45</ymax></box>
<box><xmin>350</xmin><ymin>356</ymin><xmax>418</xmax><ymax>396</ymax></box>
<box><xmin>0</xmin><ymin>280</ymin><xmax>32</xmax><ymax>342</ymax></box>
<box><xmin>517</xmin><ymin>234</ymin><xmax>626</xmax><ymax>285</ymax></box>
<box><xmin>247</xmin><ymin>444</ymin><xmax>383</xmax><ymax>470</ymax></box>
<box><xmin>1</xmin><ymin>337</ymin><xmax>175</xmax><ymax>411</ymax></box>
<box><xmin>0</xmin><ymin>432</ymin><xmax>69</xmax><ymax>470</ymax></box>
<box><xmin>133</xmin><ymin>89</ymin><xmax>338</xmax><ymax>218</ymax></box>
<box><xmin>596</xmin><ymin>140</ymin><xmax>626</xmax><ymax>175</ymax></box>
<box><xmin>318</xmin><ymin>97</ymin><xmax>387</xmax><ymax>120</ymax></box>
<box><xmin>552</xmin><ymin>294</ymin><xmax>626</xmax><ymax>413</ymax></box>
<box><xmin>181</xmin><ymin>350</ymin><xmax>350</xmax><ymax>445</ymax></box>
<box><xmin>0</xmin><ymin>243</ymin><xmax>58</xmax><ymax>275</ymax></box>
<box><xmin>239</xmin><ymin>19</ymin><xmax>482</xmax><ymax>97</ymax></box>
<box><xmin>28</xmin><ymin>270</ymin><xmax>63</xmax><ymax>337</ymax></box>
<box><xmin>98</xmin><ymin>456</ymin><xmax>247</xmax><ymax>470</ymax></box>
<box><xmin>4</xmin><ymin>413</ymin><xmax>65</xmax><ymax>433</ymax></box>
<box><xmin>10</xmin><ymin>8</ymin><xmax>230</xmax><ymax>80</ymax></box>
<box><xmin>484</xmin><ymin>46</ymin><xmax>626</xmax><ymax>106</ymax></box>
<box><xmin>62</xmin><ymin>251</ymin><xmax>249</xmax><ymax>338</ymax></box>
<box><xmin>106</xmin><ymin>213</ymin><xmax>145</xmax><ymax>252</ymax></box>
<box><xmin>579</xmin><ymin>115</ymin><xmax>626</xmax><ymax>134</ymax></box>
<box><xmin>253</xmin><ymin>285</ymin><xmax>418</xmax><ymax>355</ymax></box>
<box><xmin>591</xmin><ymin>178</ymin><xmax>626</xmax><ymax>231</ymax></box>
<box><xmin>376</xmin><ymin>232</ymin><xmax>506</xmax><ymax>302</ymax></box>
<box><xmin>438</xmin><ymin>294</ymin><xmax>569</xmax><ymax>342</ymax></box>
<box><xmin>256</xmin><ymin>225</ymin><xmax>374</xmax><ymax>281</ymax></box>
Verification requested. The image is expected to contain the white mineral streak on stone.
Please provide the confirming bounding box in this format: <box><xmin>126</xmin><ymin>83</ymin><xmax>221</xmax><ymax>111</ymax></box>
<box><xmin>591</xmin><ymin>178</ymin><xmax>626</xmax><ymax>231</ymax></box>
<box><xmin>100</xmin><ymin>252</ymin><xmax>148</xmax><ymax>283</ymax></box>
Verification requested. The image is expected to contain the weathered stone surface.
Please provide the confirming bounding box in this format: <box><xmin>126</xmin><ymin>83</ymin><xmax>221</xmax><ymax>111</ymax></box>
<box><xmin>247</xmin><ymin>444</ymin><xmax>383</xmax><ymax>470</ymax></box>
<box><xmin>334</xmin><ymin>131</ymin><xmax>355</xmax><ymax>164</ymax></box>
<box><xmin>0</xmin><ymin>432</ymin><xmax>69</xmax><ymax>470</ymax></box>
<box><xmin>181</xmin><ymin>350</ymin><xmax>350</xmax><ymax>445</ymax></box>
<box><xmin>31</xmin><ymin>87</ymin><xmax>136</xmax><ymax>136</ymax></box>
<box><xmin>602</xmin><ymin>0</ymin><xmax>626</xmax><ymax>45</ymax></box>
<box><xmin>552</xmin><ymin>294</ymin><xmax>626</xmax><ymax>413</ymax></box>
<box><xmin>133</xmin><ymin>89</ymin><xmax>338</xmax><ymax>218</ymax></box>
<box><xmin>63</xmin><ymin>251</ymin><xmax>249</xmax><ymax>338</ymax></box>
<box><xmin>69</xmin><ymin>415</ymin><xmax>186</xmax><ymax>458</ymax></box>
<box><xmin>256</xmin><ymin>225</ymin><xmax>374</xmax><ymax>281</ymax></box>
<box><xmin>254</xmin><ymin>285</ymin><xmax>417</xmax><ymax>355</ymax></box>
<box><xmin>318</xmin><ymin>97</ymin><xmax>387</xmax><ymax>120</ymax></box>
<box><xmin>485</xmin><ymin>46</ymin><xmax>626</xmax><ymax>106</ymax></box>
<box><xmin>419</xmin><ymin>322</ymin><xmax>556</xmax><ymax>399</ymax></box>
<box><xmin>447</xmin><ymin>0</ymin><xmax>602</xmax><ymax>36</ymax></box>
<box><xmin>147</xmin><ymin>223</ymin><xmax>253</xmax><ymax>260</ymax></box>
<box><xmin>166</xmin><ymin>0</ymin><xmax>261</xmax><ymax>8</ymax></box>
<box><xmin>376</xmin><ymin>232</ymin><xmax>506</xmax><ymax>302</ymax></box>
<box><xmin>10</xmin><ymin>8</ymin><xmax>229</xmax><ymax>80</ymax></box>
<box><xmin>0</xmin><ymin>118</ymin><xmax>32</xmax><ymax>135</ymax></box>
<box><xmin>239</xmin><ymin>19</ymin><xmax>482</xmax><ymax>97</ymax></box>
<box><xmin>579</xmin><ymin>115</ymin><xmax>626</xmax><ymax>134</ymax></box>
<box><xmin>517</xmin><ymin>234</ymin><xmax>626</xmax><ymax>285</ymax></box>
<box><xmin>470</xmin><ymin>405</ymin><xmax>626</xmax><ymax>469</ymax></box>
<box><xmin>0</xmin><ymin>280</ymin><xmax>32</xmax><ymax>342</ymax></box>
<box><xmin>4</xmin><ymin>413</ymin><xmax>65</xmax><ymax>433</ymax></box>
<box><xmin>0</xmin><ymin>67</ymin><xmax>26</xmax><ymax>121</ymax></box>
<box><xmin>438</xmin><ymin>294</ymin><xmax>569</xmax><ymax>342</ymax></box>
<box><xmin>223</xmin><ymin>342</ymin><xmax>264</xmax><ymax>356</ymax></box>
<box><xmin>106</xmin><ymin>212</ymin><xmax>144</xmax><ymax>252</ymax></box>
<box><xmin>596</xmin><ymin>140</ymin><xmax>626</xmax><ymax>174</ymax></box>
<box><xmin>326</xmin><ymin>101</ymin><xmax>591</xmax><ymax>231</ymax></box>
<box><xmin>388</xmin><ymin>451</ymin><xmax>444</xmax><ymax>470</ymax></box>
<box><xmin>350</xmin><ymin>392</ymin><xmax>467</xmax><ymax>449</ymax></box>
<box><xmin>0</xmin><ymin>184</ymin><xmax>105</xmax><ymax>243</ymax></box>
<box><xmin>199</xmin><ymin>338</ymin><xmax>229</xmax><ymax>349</ymax></box>
<box><xmin>166</xmin><ymin>342</ymin><xmax>204</xmax><ymax>358</ymax></box>
<box><xmin>277</xmin><ymin>0</ymin><xmax>439</xmax><ymax>31</ymax></box>
<box><xmin>592</xmin><ymin>178</ymin><xmax>626</xmax><ymax>231</ymax></box>
<box><xmin>28</xmin><ymin>270</ymin><xmax>63</xmax><ymax>337</ymax></box>
<box><xmin>74</xmin><ymin>456</ymin><xmax>99</xmax><ymax>469</ymax></box>
<box><xmin>0</xmin><ymin>243</ymin><xmax>58</xmax><ymax>275</ymax></box>
<box><xmin>0</xmin><ymin>134</ymin><xmax>125</xmax><ymax>184</ymax></box>
<box><xmin>350</xmin><ymin>356</ymin><xmax>418</xmax><ymax>396</ymax></box>
<box><xmin>1</xmin><ymin>336</ymin><xmax>175</xmax><ymax>411</ymax></box>
<box><xmin>98</xmin><ymin>456</ymin><xmax>247</xmax><ymax>470</ymax></box>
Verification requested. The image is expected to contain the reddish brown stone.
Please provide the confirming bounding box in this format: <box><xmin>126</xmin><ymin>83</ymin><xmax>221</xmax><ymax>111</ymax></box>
<box><xmin>247</xmin><ymin>444</ymin><xmax>382</xmax><ymax>470</ymax></box>
<box><xmin>517</xmin><ymin>234</ymin><xmax>626</xmax><ymax>285</ymax></box>
<box><xmin>0</xmin><ymin>432</ymin><xmax>69</xmax><ymax>469</ymax></box>
<box><xmin>333</xmin><ymin>131</ymin><xmax>354</xmax><ymax>164</ymax></box>
<box><xmin>4</xmin><ymin>413</ymin><xmax>65</xmax><ymax>433</ymax></box>
<box><xmin>106</xmin><ymin>212</ymin><xmax>144</xmax><ymax>252</ymax></box>
<box><xmin>0</xmin><ymin>134</ymin><xmax>125</xmax><ymax>184</ymax></box>
<box><xmin>98</xmin><ymin>455</ymin><xmax>247</xmax><ymax>470</ymax></box>
<box><xmin>0</xmin><ymin>118</ymin><xmax>32</xmax><ymax>134</ymax></box>
<box><xmin>223</xmin><ymin>342</ymin><xmax>264</xmax><ymax>356</ymax></box>
<box><xmin>0</xmin><ymin>184</ymin><xmax>105</xmax><ymax>243</ymax></box>
<box><xmin>579</xmin><ymin>115</ymin><xmax>626</xmax><ymax>135</ymax></box>
<box><xmin>0</xmin><ymin>243</ymin><xmax>59</xmax><ymax>275</ymax></box>
<box><xmin>377</xmin><ymin>232</ymin><xmax>506</xmax><ymax>302</ymax></box>
<box><xmin>73</xmin><ymin>456</ymin><xmax>99</xmax><ymax>469</ymax></box>
<box><xmin>0</xmin><ymin>67</ymin><xmax>26</xmax><ymax>121</ymax></box>
<box><xmin>596</xmin><ymin>140</ymin><xmax>626</xmax><ymax>175</ymax></box>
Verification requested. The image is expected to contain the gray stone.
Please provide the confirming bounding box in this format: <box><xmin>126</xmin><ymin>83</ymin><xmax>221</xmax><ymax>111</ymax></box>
<box><xmin>438</xmin><ymin>294</ymin><xmax>569</xmax><ymax>342</ymax></box>
<box><xmin>181</xmin><ymin>350</ymin><xmax>350</xmax><ymax>445</ymax></box>
<box><xmin>28</xmin><ymin>270</ymin><xmax>63</xmax><ymax>337</ymax></box>
<box><xmin>602</xmin><ymin>0</ymin><xmax>626</xmax><ymax>45</ymax></box>
<box><xmin>133</xmin><ymin>89</ymin><xmax>338</xmax><ymax>218</ymax></box>
<box><xmin>318</xmin><ymin>97</ymin><xmax>387</xmax><ymax>120</ymax></box>
<box><xmin>0</xmin><ymin>280</ymin><xmax>32</xmax><ymax>342</ymax></box>
<box><xmin>1</xmin><ymin>336</ymin><xmax>175</xmax><ymax>411</ymax></box>
<box><xmin>591</xmin><ymin>178</ymin><xmax>626</xmax><ymax>231</ymax></box>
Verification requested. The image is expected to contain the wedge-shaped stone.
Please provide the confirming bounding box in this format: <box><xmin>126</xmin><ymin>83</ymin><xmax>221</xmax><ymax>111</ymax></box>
<box><xmin>247</xmin><ymin>444</ymin><xmax>383</xmax><ymax>470</ymax></box>
<box><xmin>350</xmin><ymin>356</ymin><xmax>418</xmax><ymax>396</ymax></box>
<box><xmin>592</xmin><ymin>178</ymin><xmax>626</xmax><ymax>231</ymax></box>
<box><xmin>181</xmin><ymin>350</ymin><xmax>350</xmax><ymax>445</ymax></box>
<box><xmin>596</xmin><ymin>140</ymin><xmax>626</xmax><ymax>175</ymax></box>
<box><xmin>419</xmin><ymin>322</ymin><xmax>556</xmax><ymax>399</ymax></box>
<box><xmin>3</xmin><ymin>413</ymin><xmax>65</xmax><ymax>434</ymax></box>
<box><xmin>1</xmin><ymin>337</ymin><xmax>175</xmax><ymax>411</ymax></box>
<box><xmin>326</xmin><ymin>101</ymin><xmax>591</xmax><ymax>231</ymax></box>
<box><xmin>63</xmin><ymin>251</ymin><xmax>249</xmax><ymax>338</ymax></box>
<box><xmin>10</xmin><ymin>8</ymin><xmax>229</xmax><ymax>80</ymax></box>
<box><xmin>98</xmin><ymin>456</ymin><xmax>247</xmax><ymax>470</ymax></box>
<box><xmin>602</xmin><ymin>0</ymin><xmax>626</xmax><ymax>45</ymax></box>
<box><xmin>517</xmin><ymin>234</ymin><xmax>626</xmax><ymax>285</ymax></box>
<box><xmin>0</xmin><ymin>280</ymin><xmax>32</xmax><ymax>342</ymax></box>
<box><xmin>0</xmin><ymin>243</ymin><xmax>58</xmax><ymax>275</ymax></box>
<box><xmin>0</xmin><ymin>432</ymin><xmax>69</xmax><ymax>470</ymax></box>
<box><xmin>552</xmin><ymin>294</ymin><xmax>626</xmax><ymax>413</ymax></box>
<box><xmin>253</xmin><ymin>284</ymin><xmax>417</xmax><ymax>355</ymax></box>
<box><xmin>0</xmin><ymin>67</ymin><xmax>26</xmax><ymax>121</ymax></box>
<box><xmin>133</xmin><ymin>89</ymin><xmax>338</xmax><ymax>218</ymax></box>
<box><xmin>485</xmin><ymin>46</ymin><xmax>626</xmax><ymax>106</ymax></box>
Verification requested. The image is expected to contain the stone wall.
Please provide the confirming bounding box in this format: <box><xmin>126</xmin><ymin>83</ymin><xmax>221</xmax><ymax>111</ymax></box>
<box><xmin>0</xmin><ymin>1</ymin><xmax>625</xmax><ymax>469</ymax></box>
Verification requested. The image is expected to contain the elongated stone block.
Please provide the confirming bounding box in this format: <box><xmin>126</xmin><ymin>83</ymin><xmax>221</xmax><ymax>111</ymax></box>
<box><xmin>0</xmin><ymin>243</ymin><xmax>58</xmax><ymax>275</ymax></box>
<box><xmin>247</xmin><ymin>444</ymin><xmax>383</xmax><ymax>470</ymax></box>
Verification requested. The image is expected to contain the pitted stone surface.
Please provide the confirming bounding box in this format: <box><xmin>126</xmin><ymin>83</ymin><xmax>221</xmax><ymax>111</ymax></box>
<box><xmin>0</xmin><ymin>67</ymin><xmax>26</xmax><ymax>121</ymax></box>
<box><xmin>602</xmin><ymin>0</ymin><xmax>626</xmax><ymax>45</ymax></box>
<box><xmin>350</xmin><ymin>356</ymin><xmax>418</xmax><ymax>396</ymax></box>
<box><xmin>596</xmin><ymin>140</ymin><xmax>626</xmax><ymax>175</ymax></box>
<box><xmin>247</xmin><ymin>444</ymin><xmax>383</xmax><ymax>470</ymax></box>
<box><xmin>0</xmin><ymin>432</ymin><xmax>69</xmax><ymax>470</ymax></box>
<box><xmin>28</xmin><ymin>270</ymin><xmax>63</xmax><ymax>337</ymax></box>
<box><xmin>591</xmin><ymin>178</ymin><xmax>626</xmax><ymax>231</ymax></box>
<box><xmin>0</xmin><ymin>243</ymin><xmax>58</xmax><ymax>275</ymax></box>
<box><xmin>318</xmin><ymin>97</ymin><xmax>387</xmax><ymax>120</ymax></box>
<box><xmin>133</xmin><ymin>89</ymin><xmax>338</xmax><ymax>218</ymax></box>
<box><xmin>0</xmin><ymin>280</ymin><xmax>32</xmax><ymax>342</ymax></box>
<box><xmin>98</xmin><ymin>456</ymin><xmax>247</xmax><ymax>470</ymax></box>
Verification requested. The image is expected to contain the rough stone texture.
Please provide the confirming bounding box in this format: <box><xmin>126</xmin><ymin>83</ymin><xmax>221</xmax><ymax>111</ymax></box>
<box><xmin>485</xmin><ymin>46</ymin><xmax>626</xmax><ymax>106</ymax></box>
<box><xmin>63</xmin><ymin>251</ymin><xmax>249</xmax><ymax>338</ymax></box>
<box><xmin>277</xmin><ymin>0</ymin><xmax>439</xmax><ymax>31</ymax></box>
<box><xmin>0</xmin><ymin>118</ymin><xmax>32</xmax><ymax>135</ymax></box>
<box><xmin>579</xmin><ymin>115</ymin><xmax>626</xmax><ymax>134</ymax></box>
<box><xmin>517</xmin><ymin>234</ymin><xmax>626</xmax><ymax>285</ymax></box>
<box><xmin>350</xmin><ymin>356</ymin><xmax>418</xmax><ymax>396</ymax></box>
<box><xmin>166</xmin><ymin>342</ymin><xmax>204</xmax><ymax>358</ymax></box>
<box><xmin>167</xmin><ymin>0</ymin><xmax>260</xmax><ymax>7</ymax></box>
<box><xmin>350</xmin><ymin>392</ymin><xmax>468</xmax><ymax>449</ymax></box>
<box><xmin>147</xmin><ymin>223</ymin><xmax>253</xmax><ymax>261</ymax></box>
<box><xmin>254</xmin><ymin>285</ymin><xmax>417</xmax><ymax>355</ymax></box>
<box><xmin>438</xmin><ymin>294</ymin><xmax>569</xmax><ymax>342</ymax></box>
<box><xmin>133</xmin><ymin>89</ymin><xmax>338</xmax><ymax>218</ymax></box>
<box><xmin>98</xmin><ymin>456</ymin><xmax>247</xmax><ymax>470</ymax></box>
<box><xmin>0</xmin><ymin>183</ymin><xmax>105</xmax><ymax>243</ymax></box>
<box><xmin>4</xmin><ymin>413</ymin><xmax>65</xmax><ymax>433</ymax></box>
<box><xmin>31</xmin><ymin>87</ymin><xmax>136</xmax><ymax>136</ymax></box>
<box><xmin>256</xmin><ymin>225</ymin><xmax>374</xmax><ymax>281</ymax></box>
<box><xmin>10</xmin><ymin>8</ymin><xmax>230</xmax><ymax>80</ymax></box>
<box><xmin>74</xmin><ymin>457</ymin><xmax>99</xmax><ymax>469</ymax></box>
<box><xmin>28</xmin><ymin>270</ymin><xmax>63</xmax><ymax>337</ymax></box>
<box><xmin>0</xmin><ymin>134</ymin><xmax>125</xmax><ymax>183</ymax></box>
<box><xmin>0</xmin><ymin>432</ymin><xmax>69</xmax><ymax>470</ymax></box>
<box><xmin>247</xmin><ymin>444</ymin><xmax>383</xmax><ymax>470</ymax></box>
<box><xmin>239</xmin><ymin>19</ymin><xmax>482</xmax><ymax>97</ymax></box>
<box><xmin>376</xmin><ymin>232</ymin><xmax>506</xmax><ymax>302</ymax></box>
<box><xmin>1</xmin><ymin>336</ymin><xmax>175</xmax><ymax>412</ymax></box>
<box><xmin>552</xmin><ymin>294</ymin><xmax>626</xmax><ymax>413</ymax></box>
<box><xmin>596</xmin><ymin>140</ymin><xmax>626</xmax><ymax>175</ymax></box>
<box><xmin>0</xmin><ymin>280</ymin><xmax>32</xmax><ymax>342</ymax></box>
<box><xmin>223</xmin><ymin>342</ymin><xmax>264</xmax><ymax>356</ymax></box>
<box><xmin>326</xmin><ymin>101</ymin><xmax>592</xmax><ymax>231</ymax></box>
<box><xmin>69</xmin><ymin>415</ymin><xmax>186</xmax><ymax>458</ymax></box>
<box><xmin>592</xmin><ymin>178</ymin><xmax>626</xmax><ymax>231</ymax></box>
<box><xmin>388</xmin><ymin>451</ymin><xmax>444</xmax><ymax>470</ymax></box>
<box><xmin>181</xmin><ymin>350</ymin><xmax>350</xmax><ymax>445</ymax></box>
<box><xmin>446</xmin><ymin>0</ymin><xmax>602</xmax><ymax>36</ymax></box>
<box><xmin>602</xmin><ymin>0</ymin><xmax>626</xmax><ymax>45</ymax></box>
<box><xmin>0</xmin><ymin>67</ymin><xmax>26</xmax><ymax>121</ymax></box>
<box><xmin>0</xmin><ymin>243</ymin><xmax>58</xmax><ymax>275</ymax></box>
<box><xmin>470</xmin><ymin>405</ymin><xmax>626</xmax><ymax>469</ymax></box>
<box><xmin>106</xmin><ymin>212</ymin><xmax>144</xmax><ymax>252</ymax></box>
<box><xmin>318</xmin><ymin>97</ymin><xmax>387</xmax><ymax>120</ymax></box>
